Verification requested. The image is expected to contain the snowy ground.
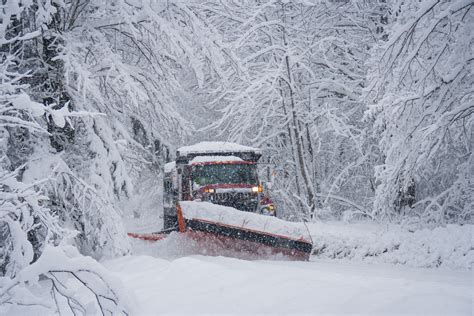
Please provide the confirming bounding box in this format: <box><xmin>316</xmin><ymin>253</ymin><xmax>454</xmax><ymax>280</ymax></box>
<box><xmin>116</xmin><ymin>207</ymin><xmax>473</xmax><ymax>315</ymax></box>
<box><xmin>104</xmin><ymin>249</ymin><xmax>472</xmax><ymax>315</ymax></box>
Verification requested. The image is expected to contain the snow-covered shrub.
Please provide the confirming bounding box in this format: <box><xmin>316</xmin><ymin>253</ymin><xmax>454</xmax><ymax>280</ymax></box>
<box><xmin>0</xmin><ymin>165</ymin><xmax>54</xmax><ymax>277</ymax></box>
<box><xmin>0</xmin><ymin>58</ymin><xmax>55</xmax><ymax>276</ymax></box>
<box><xmin>21</xmin><ymin>151</ymin><xmax>130</xmax><ymax>259</ymax></box>
<box><xmin>311</xmin><ymin>222</ymin><xmax>473</xmax><ymax>269</ymax></box>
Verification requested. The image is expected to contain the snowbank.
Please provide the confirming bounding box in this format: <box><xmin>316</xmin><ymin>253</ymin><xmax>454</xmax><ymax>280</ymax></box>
<box><xmin>177</xmin><ymin>141</ymin><xmax>261</xmax><ymax>156</ymax></box>
<box><xmin>180</xmin><ymin>201</ymin><xmax>311</xmax><ymax>242</ymax></box>
<box><xmin>309</xmin><ymin>221</ymin><xmax>473</xmax><ymax>270</ymax></box>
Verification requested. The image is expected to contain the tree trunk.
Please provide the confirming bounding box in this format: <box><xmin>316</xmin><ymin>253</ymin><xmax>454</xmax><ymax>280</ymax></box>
<box><xmin>280</xmin><ymin>3</ymin><xmax>315</xmax><ymax>217</ymax></box>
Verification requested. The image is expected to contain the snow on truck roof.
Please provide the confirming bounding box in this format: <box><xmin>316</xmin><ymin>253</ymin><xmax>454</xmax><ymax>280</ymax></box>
<box><xmin>177</xmin><ymin>142</ymin><xmax>261</xmax><ymax>156</ymax></box>
<box><xmin>190</xmin><ymin>155</ymin><xmax>244</xmax><ymax>164</ymax></box>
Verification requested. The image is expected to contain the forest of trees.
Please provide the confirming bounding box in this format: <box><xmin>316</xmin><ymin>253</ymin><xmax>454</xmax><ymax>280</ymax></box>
<box><xmin>0</xmin><ymin>0</ymin><xmax>472</xmax><ymax>313</ymax></box>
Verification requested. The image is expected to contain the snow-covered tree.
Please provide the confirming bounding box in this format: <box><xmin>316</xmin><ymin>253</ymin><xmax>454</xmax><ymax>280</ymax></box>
<box><xmin>191</xmin><ymin>0</ymin><xmax>381</xmax><ymax>220</ymax></box>
<box><xmin>0</xmin><ymin>57</ymin><xmax>131</xmax><ymax>315</ymax></box>
<box><xmin>1</xmin><ymin>0</ymin><xmax>232</xmax><ymax>313</ymax></box>
<box><xmin>366</xmin><ymin>0</ymin><xmax>473</xmax><ymax>224</ymax></box>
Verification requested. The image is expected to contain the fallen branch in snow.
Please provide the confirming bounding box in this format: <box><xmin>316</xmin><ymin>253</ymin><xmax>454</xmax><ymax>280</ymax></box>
<box><xmin>0</xmin><ymin>246</ymin><xmax>134</xmax><ymax>315</ymax></box>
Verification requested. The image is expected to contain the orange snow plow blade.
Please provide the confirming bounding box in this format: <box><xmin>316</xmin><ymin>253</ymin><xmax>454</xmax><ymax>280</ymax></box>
<box><xmin>128</xmin><ymin>202</ymin><xmax>313</xmax><ymax>261</ymax></box>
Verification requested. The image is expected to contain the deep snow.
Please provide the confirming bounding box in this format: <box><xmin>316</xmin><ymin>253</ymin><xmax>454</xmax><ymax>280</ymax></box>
<box><xmin>104</xmin><ymin>251</ymin><xmax>472</xmax><ymax>315</ymax></box>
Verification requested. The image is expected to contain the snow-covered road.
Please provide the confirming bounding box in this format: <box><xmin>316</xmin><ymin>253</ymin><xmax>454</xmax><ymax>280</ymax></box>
<box><xmin>104</xmin><ymin>254</ymin><xmax>472</xmax><ymax>315</ymax></box>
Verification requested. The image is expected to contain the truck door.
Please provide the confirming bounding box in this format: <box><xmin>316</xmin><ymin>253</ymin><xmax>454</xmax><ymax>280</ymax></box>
<box><xmin>182</xmin><ymin>165</ymin><xmax>193</xmax><ymax>200</ymax></box>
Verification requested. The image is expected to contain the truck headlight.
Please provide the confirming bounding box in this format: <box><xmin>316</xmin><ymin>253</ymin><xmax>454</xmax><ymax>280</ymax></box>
<box><xmin>252</xmin><ymin>185</ymin><xmax>263</xmax><ymax>193</ymax></box>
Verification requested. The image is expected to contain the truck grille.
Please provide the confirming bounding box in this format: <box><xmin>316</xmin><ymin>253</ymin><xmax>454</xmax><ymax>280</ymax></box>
<box><xmin>208</xmin><ymin>192</ymin><xmax>258</xmax><ymax>212</ymax></box>
<box><xmin>211</xmin><ymin>192</ymin><xmax>254</xmax><ymax>202</ymax></box>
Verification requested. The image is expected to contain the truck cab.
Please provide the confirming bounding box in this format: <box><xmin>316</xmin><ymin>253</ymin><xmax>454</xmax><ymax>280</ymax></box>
<box><xmin>163</xmin><ymin>142</ymin><xmax>275</xmax><ymax>230</ymax></box>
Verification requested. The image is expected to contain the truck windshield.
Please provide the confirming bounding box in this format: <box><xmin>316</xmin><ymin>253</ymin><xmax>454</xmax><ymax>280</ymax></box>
<box><xmin>192</xmin><ymin>163</ymin><xmax>257</xmax><ymax>185</ymax></box>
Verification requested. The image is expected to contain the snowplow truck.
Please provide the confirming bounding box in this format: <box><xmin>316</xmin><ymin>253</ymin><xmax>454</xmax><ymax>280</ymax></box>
<box><xmin>128</xmin><ymin>142</ymin><xmax>312</xmax><ymax>261</ymax></box>
<box><xmin>163</xmin><ymin>142</ymin><xmax>275</xmax><ymax>230</ymax></box>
